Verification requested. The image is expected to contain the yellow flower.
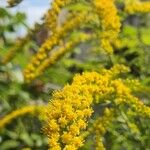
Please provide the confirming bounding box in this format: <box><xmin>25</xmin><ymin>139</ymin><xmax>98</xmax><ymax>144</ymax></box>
<box><xmin>24</xmin><ymin>33</ymin><xmax>94</xmax><ymax>82</ymax></box>
<box><xmin>94</xmin><ymin>0</ymin><xmax>121</xmax><ymax>54</ymax></box>
<box><xmin>69</xmin><ymin>124</ymin><xmax>80</xmax><ymax>135</ymax></box>
<box><xmin>125</xmin><ymin>0</ymin><xmax>150</xmax><ymax>14</ymax></box>
<box><xmin>58</xmin><ymin>117</ymin><xmax>68</xmax><ymax>127</ymax></box>
<box><xmin>61</xmin><ymin>132</ymin><xmax>73</xmax><ymax>144</ymax></box>
<box><xmin>0</xmin><ymin>105</ymin><xmax>44</xmax><ymax>129</ymax></box>
<box><xmin>23</xmin><ymin>13</ymin><xmax>89</xmax><ymax>82</ymax></box>
<box><xmin>44</xmin><ymin>65</ymin><xmax>150</xmax><ymax>149</ymax></box>
<box><xmin>48</xmin><ymin>119</ymin><xmax>60</xmax><ymax>132</ymax></box>
<box><xmin>64</xmin><ymin>145</ymin><xmax>76</xmax><ymax>150</ymax></box>
<box><xmin>24</xmin><ymin>0</ymin><xmax>121</xmax><ymax>82</ymax></box>
<box><xmin>45</xmin><ymin>0</ymin><xmax>71</xmax><ymax>32</ymax></box>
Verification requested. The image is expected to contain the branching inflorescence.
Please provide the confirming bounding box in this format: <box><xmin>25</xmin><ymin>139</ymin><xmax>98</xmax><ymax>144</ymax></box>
<box><xmin>44</xmin><ymin>65</ymin><xmax>150</xmax><ymax>150</ymax></box>
<box><xmin>4</xmin><ymin>0</ymin><xmax>150</xmax><ymax>82</ymax></box>
<box><xmin>23</xmin><ymin>0</ymin><xmax>121</xmax><ymax>82</ymax></box>
<box><xmin>23</xmin><ymin>13</ymin><xmax>92</xmax><ymax>82</ymax></box>
<box><xmin>2</xmin><ymin>1</ymin><xmax>150</xmax><ymax>149</ymax></box>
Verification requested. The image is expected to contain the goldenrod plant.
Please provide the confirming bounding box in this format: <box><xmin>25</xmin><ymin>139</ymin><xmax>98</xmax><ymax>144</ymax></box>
<box><xmin>23</xmin><ymin>0</ymin><xmax>121</xmax><ymax>82</ymax></box>
<box><xmin>44</xmin><ymin>65</ymin><xmax>150</xmax><ymax>150</ymax></box>
<box><xmin>2</xmin><ymin>0</ymin><xmax>150</xmax><ymax>81</ymax></box>
<box><xmin>0</xmin><ymin>0</ymin><xmax>150</xmax><ymax>150</ymax></box>
<box><xmin>24</xmin><ymin>33</ymin><xmax>96</xmax><ymax>82</ymax></box>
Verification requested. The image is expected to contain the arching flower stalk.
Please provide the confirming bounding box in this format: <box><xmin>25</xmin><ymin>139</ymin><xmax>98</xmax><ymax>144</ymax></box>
<box><xmin>125</xmin><ymin>0</ymin><xmax>150</xmax><ymax>14</ymax></box>
<box><xmin>43</xmin><ymin>65</ymin><xmax>150</xmax><ymax>150</ymax></box>
<box><xmin>24</xmin><ymin>32</ymin><xmax>96</xmax><ymax>82</ymax></box>
<box><xmin>0</xmin><ymin>105</ymin><xmax>45</xmax><ymax>130</ymax></box>
<box><xmin>45</xmin><ymin>0</ymin><xmax>71</xmax><ymax>33</ymax></box>
<box><xmin>23</xmin><ymin>13</ymin><xmax>88</xmax><ymax>80</ymax></box>
<box><xmin>23</xmin><ymin>0</ymin><xmax>122</xmax><ymax>82</ymax></box>
<box><xmin>93</xmin><ymin>0</ymin><xmax>121</xmax><ymax>54</ymax></box>
<box><xmin>87</xmin><ymin>108</ymin><xmax>116</xmax><ymax>150</ymax></box>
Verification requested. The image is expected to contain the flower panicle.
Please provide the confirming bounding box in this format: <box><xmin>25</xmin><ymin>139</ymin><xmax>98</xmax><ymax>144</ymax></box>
<box><xmin>24</xmin><ymin>33</ymin><xmax>95</xmax><ymax>82</ymax></box>
<box><xmin>45</xmin><ymin>0</ymin><xmax>71</xmax><ymax>32</ymax></box>
<box><xmin>44</xmin><ymin>65</ymin><xmax>150</xmax><ymax>149</ymax></box>
<box><xmin>94</xmin><ymin>0</ymin><xmax>121</xmax><ymax>54</ymax></box>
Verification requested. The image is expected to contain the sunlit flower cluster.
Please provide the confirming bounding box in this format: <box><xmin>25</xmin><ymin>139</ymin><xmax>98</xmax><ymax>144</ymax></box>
<box><xmin>24</xmin><ymin>33</ymin><xmax>94</xmax><ymax>82</ymax></box>
<box><xmin>23</xmin><ymin>0</ymin><xmax>122</xmax><ymax>82</ymax></box>
<box><xmin>45</xmin><ymin>0</ymin><xmax>71</xmax><ymax>32</ymax></box>
<box><xmin>5</xmin><ymin>0</ymin><xmax>150</xmax><ymax>83</ymax></box>
<box><xmin>44</xmin><ymin>65</ymin><xmax>150</xmax><ymax>149</ymax></box>
<box><xmin>0</xmin><ymin>105</ymin><xmax>44</xmax><ymax>129</ymax></box>
<box><xmin>125</xmin><ymin>0</ymin><xmax>150</xmax><ymax>14</ymax></box>
<box><xmin>91</xmin><ymin>108</ymin><xmax>115</xmax><ymax>150</ymax></box>
<box><xmin>34</xmin><ymin>33</ymin><xmax>94</xmax><ymax>81</ymax></box>
<box><xmin>23</xmin><ymin>13</ymin><xmax>93</xmax><ymax>82</ymax></box>
<box><xmin>93</xmin><ymin>0</ymin><xmax>121</xmax><ymax>54</ymax></box>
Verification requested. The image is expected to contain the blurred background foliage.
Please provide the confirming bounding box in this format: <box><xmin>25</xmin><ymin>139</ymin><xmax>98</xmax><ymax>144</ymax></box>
<box><xmin>0</xmin><ymin>0</ymin><xmax>150</xmax><ymax>150</ymax></box>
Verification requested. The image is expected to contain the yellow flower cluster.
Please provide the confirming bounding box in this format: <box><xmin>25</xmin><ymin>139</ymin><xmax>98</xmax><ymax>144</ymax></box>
<box><xmin>93</xmin><ymin>0</ymin><xmax>121</xmax><ymax>54</ymax></box>
<box><xmin>23</xmin><ymin>0</ymin><xmax>122</xmax><ymax>82</ymax></box>
<box><xmin>125</xmin><ymin>0</ymin><xmax>150</xmax><ymax>14</ymax></box>
<box><xmin>92</xmin><ymin>108</ymin><xmax>115</xmax><ymax>150</ymax></box>
<box><xmin>45</xmin><ymin>0</ymin><xmax>70</xmax><ymax>32</ymax></box>
<box><xmin>44</xmin><ymin>79</ymin><xmax>94</xmax><ymax>149</ymax></box>
<box><xmin>23</xmin><ymin>13</ymin><xmax>91</xmax><ymax>82</ymax></box>
<box><xmin>48</xmin><ymin>0</ymin><xmax>121</xmax><ymax>48</ymax></box>
<box><xmin>44</xmin><ymin>65</ymin><xmax>150</xmax><ymax>149</ymax></box>
<box><xmin>34</xmin><ymin>33</ymin><xmax>94</xmax><ymax>81</ymax></box>
<box><xmin>24</xmin><ymin>33</ymin><xmax>94</xmax><ymax>82</ymax></box>
<box><xmin>0</xmin><ymin>105</ymin><xmax>44</xmax><ymax>129</ymax></box>
<box><xmin>113</xmin><ymin>38</ymin><xmax>126</xmax><ymax>50</ymax></box>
